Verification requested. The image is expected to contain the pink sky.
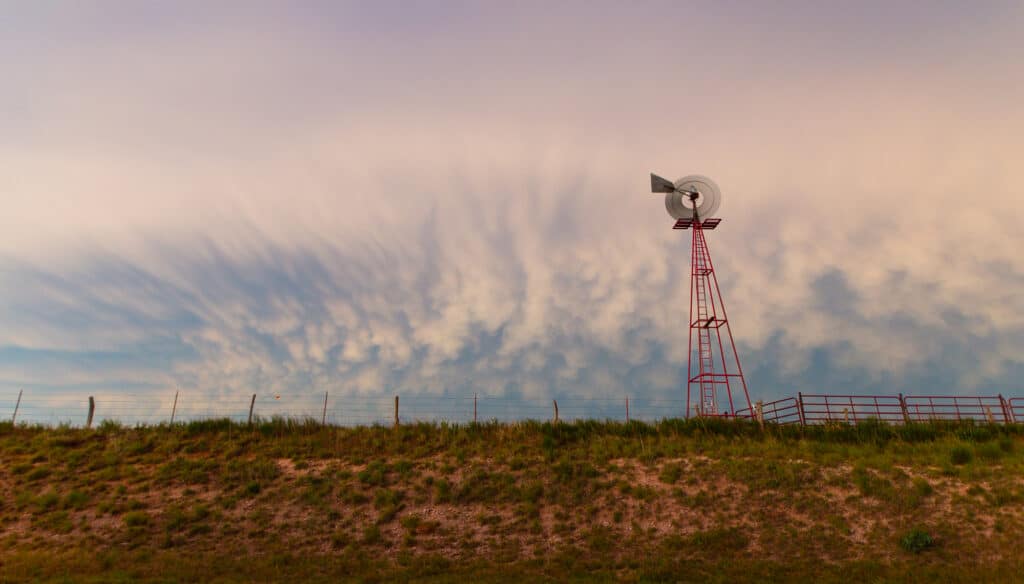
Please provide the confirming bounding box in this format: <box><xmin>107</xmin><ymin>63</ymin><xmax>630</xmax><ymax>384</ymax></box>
<box><xmin>2</xmin><ymin>2</ymin><xmax>1023</xmax><ymax>409</ymax></box>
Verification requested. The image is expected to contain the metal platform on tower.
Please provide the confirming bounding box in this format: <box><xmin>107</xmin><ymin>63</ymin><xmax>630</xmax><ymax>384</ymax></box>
<box><xmin>673</xmin><ymin>217</ymin><xmax>720</xmax><ymax>230</ymax></box>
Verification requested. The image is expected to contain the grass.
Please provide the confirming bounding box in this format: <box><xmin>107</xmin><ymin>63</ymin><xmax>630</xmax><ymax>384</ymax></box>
<box><xmin>0</xmin><ymin>417</ymin><xmax>1023</xmax><ymax>582</ymax></box>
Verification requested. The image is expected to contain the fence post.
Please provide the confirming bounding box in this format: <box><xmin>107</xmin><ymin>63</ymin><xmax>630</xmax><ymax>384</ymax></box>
<box><xmin>625</xmin><ymin>396</ymin><xmax>630</xmax><ymax>423</ymax></box>
<box><xmin>797</xmin><ymin>392</ymin><xmax>806</xmax><ymax>426</ymax></box>
<box><xmin>247</xmin><ymin>394</ymin><xmax>256</xmax><ymax>425</ymax></box>
<box><xmin>998</xmin><ymin>394</ymin><xmax>1012</xmax><ymax>424</ymax></box>
<box><xmin>394</xmin><ymin>396</ymin><xmax>399</xmax><ymax>428</ymax></box>
<box><xmin>755</xmin><ymin>400</ymin><xmax>764</xmax><ymax>430</ymax></box>
<box><xmin>898</xmin><ymin>393</ymin><xmax>910</xmax><ymax>424</ymax></box>
<box><xmin>322</xmin><ymin>391</ymin><xmax>329</xmax><ymax>426</ymax></box>
<box><xmin>552</xmin><ymin>399</ymin><xmax>559</xmax><ymax>424</ymax></box>
<box><xmin>170</xmin><ymin>391</ymin><xmax>179</xmax><ymax>425</ymax></box>
<box><xmin>473</xmin><ymin>393</ymin><xmax>478</xmax><ymax>424</ymax></box>
<box><xmin>86</xmin><ymin>396</ymin><xmax>95</xmax><ymax>429</ymax></box>
<box><xmin>12</xmin><ymin>389</ymin><xmax>22</xmax><ymax>424</ymax></box>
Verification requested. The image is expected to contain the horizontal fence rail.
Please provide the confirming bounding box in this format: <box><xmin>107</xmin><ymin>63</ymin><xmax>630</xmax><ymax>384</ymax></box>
<box><xmin>0</xmin><ymin>390</ymin><xmax>1022</xmax><ymax>428</ymax></box>
<box><xmin>798</xmin><ymin>393</ymin><xmax>906</xmax><ymax>424</ymax></box>
<box><xmin>903</xmin><ymin>395</ymin><xmax>1011</xmax><ymax>424</ymax></box>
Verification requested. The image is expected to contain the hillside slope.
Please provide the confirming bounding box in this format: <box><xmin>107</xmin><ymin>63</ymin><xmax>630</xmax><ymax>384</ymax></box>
<box><xmin>1</xmin><ymin>419</ymin><xmax>1023</xmax><ymax>582</ymax></box>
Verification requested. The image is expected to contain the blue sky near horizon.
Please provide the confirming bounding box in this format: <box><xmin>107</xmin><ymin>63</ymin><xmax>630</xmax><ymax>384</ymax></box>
<box><xmin>2</xmin><ymin>1</ymin><xmax>1024</xmax><ymax>410</ymax></box>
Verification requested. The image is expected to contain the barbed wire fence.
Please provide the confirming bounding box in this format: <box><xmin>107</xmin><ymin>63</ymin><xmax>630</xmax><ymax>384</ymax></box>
<box><xmin>0</xmin><ymin>389</ymin><xmax>689</xmax><ymax>428</ymax></box>
<box><xmin>1</xmin><ymin>389</ymin><xmax>1021</xmax><ymax>428</ymax></box>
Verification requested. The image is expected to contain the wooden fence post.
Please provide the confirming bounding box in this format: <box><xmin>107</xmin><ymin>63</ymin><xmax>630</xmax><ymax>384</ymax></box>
<box><xmin>552</xmin><ymin>400</ymin><xmax>559</xmax><ymax>424</ymax></box>
<box><xmin>170</xmin><ymin>391</ymin><xmax>179</xmax><ymax>425</ymax></box>
<box><xmin>247</xmin><ymin>394</ymin><xmax>256</xmax><ymax>425</ymax></box>
<box><xmin>12</xmin><ymin>389</ymin><xmax>22</xmax><ymax>424</ymax></box>
<box><xmin>86</xmin><ymin>396</ymin><xmax>95</xmax><ymax>429</ymax></box>
<box><xmin>898</xmin><ymin>393</ymin><xmax>910</xmax><ymax>424</ymax></box>
<box><xmin>473</xmin><ymin>393</ymin><xmax>478</xmax><ymax>424</ymax></box>
<box><xmin>797</xmin><ymin>392</ymin><xmax>806</xmax><ymax>426</ymax></box>
<box><xmin>998</xmin><ymin>394</ymin><xmax>1012</xmax><ymax>424</ymax></box>
<box><xmin>394</xmin><ymin>396</ymin><xmax>399</xmax><ymax>428</ymax></box>
<box><xmin>625</xmin><ymin>396</ymin><xmax>630</xmax><ymax>423</ymax></box>
<box><xmin>755</xmin><ymin>400</ymin><xmax>765</xmax><ymax>430</ymax></box>
<box><xmin>322</xmin><ymin>391</ymin><xmax>329</xmax><ymax>426</ymax></box>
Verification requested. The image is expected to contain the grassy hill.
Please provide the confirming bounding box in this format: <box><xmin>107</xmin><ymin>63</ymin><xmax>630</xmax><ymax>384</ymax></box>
<box><xmin>1</xmin><ymin>418</ymin><xmax>1023</xmax><ymax>582</ymax></box>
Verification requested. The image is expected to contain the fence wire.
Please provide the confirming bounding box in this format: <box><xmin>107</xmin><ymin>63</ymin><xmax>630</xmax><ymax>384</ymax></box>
<box><xmin>0</xmin><ymin>390</ymin><xmax>1020</xmax><ymax>428</ymax></box>
<box><xmin>0</xmin><ymin>391</ymin><xmax>691</xmax><ymax>428</ymax></box>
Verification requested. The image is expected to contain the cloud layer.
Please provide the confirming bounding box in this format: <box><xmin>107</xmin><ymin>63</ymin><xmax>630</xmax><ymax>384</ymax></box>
<box><xmin>2</xmin><ymin>2</ymin><xmax>1024</xmax><ymax>413</ymax></box>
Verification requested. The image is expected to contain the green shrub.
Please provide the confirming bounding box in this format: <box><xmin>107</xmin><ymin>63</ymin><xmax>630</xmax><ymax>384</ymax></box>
<box><xmin>433</xmin><ymin>478</ymin><xmax>452</xmax><ymax>503</ymax></box>
<box><xmin>910</xmin><ymin>477</ymin><xmax>934</xmax><ymax>503</ymax></box>
<box><xmin>584</xmin><ymin>526</ymin><xmax>615</xmax><ymax>553</ymax></box>
<box><xmin>163</xmin><ymin>507</ymin><xmax>187</xmax><ymax>532</ymax></box>
<box><xmin>374</xmin><ymin>488</ymin><xmax>404</xmax><ymax>523</ymax></box>
<box><xmin>975</xmin><ymin>442</ymin><xmax>1003</xmax><ymax>462</ymax></box>
<box><xmin>358</xmin><ymin>461</ymin><xmax>389</xmax><ymax>486</ymax></box>
<box><xmin>158</xmin><ymin>457</ymin><xmax>217</xmax><ymax>484</ymax></box>
<box><xmin>690</xmin><ymin>527</ymin><xmax>749</xmax><ymax>552</ymax></box>
<box><xmin>362</xmin><ymin>524</ymin><xmax>382</xmax><ymax>545</ymax></box>
<box><xmin>913</xmin><ymin>477</ymin><xmax>937</xmax><ymax>495</ymax></box>
<box><xmin>11</xmin><ymin>462</ymin><xmax>33</xmax><ymax>475</ymax></box>
<box><xmin>26</xmin><ymin>466</ymin><xmax>51</xmax><ymax>482</ymax></box>
<box><xmin>63</xmin><ymin>491</ymin><xmax>89</xmax><ymax>510</ymax></box>
<box><xmin>998</xmin><ymin>437</ymin><xmax>1015</xmax><ymax>453</ymax></box>
<box><xmin>35</xmin><ymin>510</ymin><xmax>73</xmax><ymax>533</ymax></box>
<box><xmin>659</xmin><ymin>463</ymin><xmax>683</xmax><ymax>485</ymax></box>
<box><xmin>14</xmin><ymin>491</ymin><xmax>34</xmax><ymax>511</ymax></box>
<box><xmin>950</xmin><ymin>445</ymin><xmax>974</xmax><ymax>466</ymax></box>
<box><xmin>35</xmin><ymin>491</ymin><xmax>60</xmax><ymax>513</ymax></box>
<box><xmin>852</xmin><ymin>467</ymin><xmax>896</xmax><ymax>501</ymax></box>
<box><xmin>330</xmin><ymin>530</ymin><xmax>350</xmax><ymax>549</ymax></box>
<box><xmin>299</xmin><ymin>476</ymin><xmax>333</xmax><ymax>507</ymax></box>
<box><xmin>520</xmin><ymin>482</ymin><xmax>544</xmax><ymax>504</ymax></box>
<box><xmin>225</xmin><ymin>458</ymin><xmax>280</xmax><ymax>486</ymax></box>
<box><xmin>393</xmin><ymin>460</ymin><xmax>414</xmax><ymax>479</ymax></box>
<box><xmin>123</xmin><ymin>511</ymin><xmax>150</xmax><ymax>528</ymax></box>
<box><xmin>400</xmin><ymin>515</ymin><xmax>421</xmax><ymax>531</ymax></box>
<box><xmin>900</xmin><ymin>528</ymin><xmax>934</xmax><ymax>553</ymax></box>
<box><xmin>374</xmin><ymin>488</ymin><xmax>404</xmax><ymax>509</ymax></box>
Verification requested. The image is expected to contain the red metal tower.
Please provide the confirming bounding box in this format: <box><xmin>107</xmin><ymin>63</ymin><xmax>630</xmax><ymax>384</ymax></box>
<box><xmin>651</xmin><ymin>173</ymin><xmax>752</xmax><ymax>418</ymax></box>
<box><xmin>674</xmin><ymin>217</ymin><xmax>751</xmax><ymax>417</ymax></box>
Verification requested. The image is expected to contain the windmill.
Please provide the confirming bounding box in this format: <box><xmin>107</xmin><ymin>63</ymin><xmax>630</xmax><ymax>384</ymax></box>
<box><xmin>650</xmin><ymin>173</ymin><xmax>752</xmax><ymax>418</ymax></box>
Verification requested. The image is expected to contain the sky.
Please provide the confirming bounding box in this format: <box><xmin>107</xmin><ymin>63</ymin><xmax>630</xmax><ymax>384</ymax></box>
<box><xmin>2</xmin><ymin>2</ymin><xmax>1024</xmax><ymax>417</ymax></box>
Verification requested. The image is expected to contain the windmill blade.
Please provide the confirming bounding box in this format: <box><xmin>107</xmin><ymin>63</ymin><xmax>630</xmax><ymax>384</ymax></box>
<box><xmin>662</xmin><ymin>175</ymin><xmax>722</xmax><ymax>219</ymax></box>
<box><xmin>650</xmin><ymin>173</ymin><xmax>676</xmax><ymax>193</ymax></box>
<box><xmin>677</xmin><ymin>175</ymin><xmax>721</xmax><ymax>218</ymax></box>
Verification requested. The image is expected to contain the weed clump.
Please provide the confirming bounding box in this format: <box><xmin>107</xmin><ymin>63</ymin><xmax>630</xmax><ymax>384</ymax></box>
<box><xmin>899</xmin><ymin>527</ymin><xmax>934</xmax><ymax>553</ymax></box>
<box><xmin>659</xmin><ymin>463</ymin><xmax>683</xmax><ymax>485</ymax></box>
<box><xmin>362</xmin><ymin>524</ymin><xmax>383</xmax><ymax>545</ymax></box>
<box><xmin>690</xmin><ymin>527</ymin><xmax>749</xmax><ymax>552</ymax></box>
<box><xmin>123</xmin><ymin>511</ymin><xmax>150</xmax><ymax>528</ymax></box>
<box><xmin>950</xmin><ymin>445</ymin><xmax>974</xmax><ymax>466</ymax></box>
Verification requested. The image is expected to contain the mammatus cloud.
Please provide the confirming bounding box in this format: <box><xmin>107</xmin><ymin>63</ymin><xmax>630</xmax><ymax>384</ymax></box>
<box><xmin>2</xmin><ymin>3</ymin><xmax>1024</xmax><ymax>412</ymax></box>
